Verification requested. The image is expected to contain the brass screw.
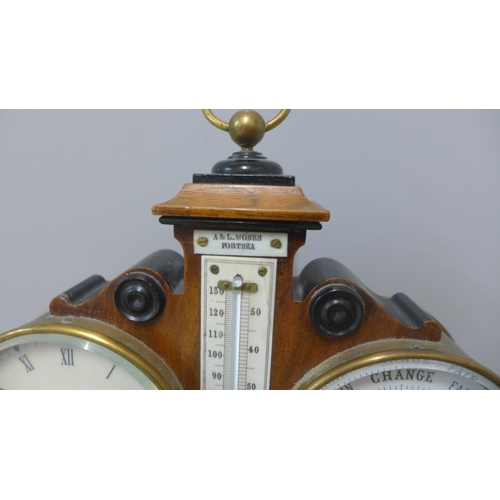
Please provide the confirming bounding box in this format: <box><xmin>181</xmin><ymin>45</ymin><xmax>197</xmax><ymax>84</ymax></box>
<box><xmin>258</xmin><ymin>267</ymin><xmax>267</xmax><ymax>277</ymax></box>
<box><xmin>210</xmin><ymin>265</ymin><xmax>219</xmax><ymax>275</ymax></box>
<box><xmin>198</xmin><ymin>237</ymin><xmax>209</xmax><ymax>247</ymax></box>
<box><xmin>270</xmin><ymin>239</ymin><xmax>282</xmax><ymax>249</ymax></box>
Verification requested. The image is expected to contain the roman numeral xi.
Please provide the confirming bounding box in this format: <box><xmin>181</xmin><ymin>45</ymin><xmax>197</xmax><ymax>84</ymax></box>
<box><xmin>19</xmin><ymin>355</ymin><xmax>35</xmax><ymax>372</ymax></box>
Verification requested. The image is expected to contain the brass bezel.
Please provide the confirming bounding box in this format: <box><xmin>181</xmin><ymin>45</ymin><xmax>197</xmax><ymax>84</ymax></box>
<box><xmin>0</xmin><ymin>315</ymin><xmax>181</xmax><ymax>390</ymax></box>
<box><xmin>294</xmin><ymin>338</ymin><xmax>500</xmax><ymax>390</ymax></box>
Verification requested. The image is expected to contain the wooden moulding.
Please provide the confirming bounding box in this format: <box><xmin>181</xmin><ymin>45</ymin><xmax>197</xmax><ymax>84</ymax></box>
<box><xmin>152</xmin><ymin>183</ymin><xmax>330</xmax><ymax>222</ymax></box>
<box><xmin>270</xmin><ymin>279</ymin><xmax>442</xmax><ymax>390</ymax></box>
<box><xmin>49</xmin><ymin>225</ymin><xmax>442</xmax><ymax>389</ymax></box>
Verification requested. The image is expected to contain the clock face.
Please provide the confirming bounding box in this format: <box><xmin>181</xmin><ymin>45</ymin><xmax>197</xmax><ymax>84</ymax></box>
<box><xmin>0</xmin><ymin>319</ymin><xmax>180</xmax><ymax>390</ymax></box>
<box><xmin>0</xmin><ymin>335</ymin><xmax>155</xmax><ymax>389</ymax></box>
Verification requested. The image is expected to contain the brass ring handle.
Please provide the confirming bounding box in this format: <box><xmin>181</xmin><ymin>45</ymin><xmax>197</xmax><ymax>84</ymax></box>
<box><xmin>263</xmin><ymin>109</ymin><xmax>291</xmax><ymax>131</ymax></box>
<box><xmin>202</xmin><ymin>109</ymin><xmax>291</xmax><ymax>132</ymax></box>
<box><xmin>202</xmin><ymin>109</ymin><xmax>230</xmax><ymax>131</ymax></box>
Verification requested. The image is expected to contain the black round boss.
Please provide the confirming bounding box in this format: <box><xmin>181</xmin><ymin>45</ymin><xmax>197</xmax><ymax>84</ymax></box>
<box><xmin>114</xmin><ymin>272</ymin><xmax>166</xmax><ymax>322</ymax></box>
<box><xmin>309</xmin><ymin>284</ymin><xmax>364</xmax><ymax>337</ymax></box>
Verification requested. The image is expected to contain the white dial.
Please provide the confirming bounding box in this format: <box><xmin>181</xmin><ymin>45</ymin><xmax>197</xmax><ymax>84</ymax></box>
<box><xmin>321</xmin><ymin>358</ymin><xmax>500</xmax><ymax>390</ymax></box>
<box><xmin>0</xmin><ymin>334</ymin><xmax>156</xmax><ymax>389</ymax></box>
<box><xmin>0</xmin><ymin>319</ymin><xmax>180</xmax><ymax>390</ymax></box>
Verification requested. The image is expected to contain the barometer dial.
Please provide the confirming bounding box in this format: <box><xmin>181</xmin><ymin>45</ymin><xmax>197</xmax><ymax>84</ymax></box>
<box><xmin>295</xmin><ymin>344</ymin><xmax>500</xmax><ymax>390</ymax></box>
<box><xmin>319</xmin><ymin>357</ymin><xmax>500</xmax><ymax>390</ymax></box>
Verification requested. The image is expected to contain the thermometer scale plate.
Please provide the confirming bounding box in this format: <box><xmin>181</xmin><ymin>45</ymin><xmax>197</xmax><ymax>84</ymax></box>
<box><xmin>200</xmin><ymin>255</ymin><xmax>277</xmax><ymax>390</ymax></box>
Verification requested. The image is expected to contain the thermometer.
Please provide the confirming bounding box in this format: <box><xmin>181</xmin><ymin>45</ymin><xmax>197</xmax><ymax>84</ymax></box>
<box><xmin>200</xmin><ymin>255</ymin><xmax>277</xmax><ymax>390</ymax></box>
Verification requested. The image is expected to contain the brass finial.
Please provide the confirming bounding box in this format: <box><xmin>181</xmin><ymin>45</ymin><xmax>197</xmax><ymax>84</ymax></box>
<box><xmin>202</xmin><ymin>109</ymin><xmax>291</xmax><ymax>151</ymax></box>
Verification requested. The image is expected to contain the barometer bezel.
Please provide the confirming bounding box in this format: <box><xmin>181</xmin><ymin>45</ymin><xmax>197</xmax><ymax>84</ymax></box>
<box><xmin>294</xmin><ymin>338</ymin><xmax>500</xmax><ymax>390</ymax></box>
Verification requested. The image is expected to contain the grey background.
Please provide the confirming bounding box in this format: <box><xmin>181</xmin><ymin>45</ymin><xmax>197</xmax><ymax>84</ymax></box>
<box><xmin>1</xmin><ymin>110</ymin><xmax>499</xmax><ymax>376</ymax></box>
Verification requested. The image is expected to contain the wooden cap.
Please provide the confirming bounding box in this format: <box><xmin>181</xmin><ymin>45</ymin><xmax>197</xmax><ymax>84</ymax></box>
<box><xmin>152</xmin><ymin>183</ymin><xmax>330</xmax><ymax>223</ymax></box>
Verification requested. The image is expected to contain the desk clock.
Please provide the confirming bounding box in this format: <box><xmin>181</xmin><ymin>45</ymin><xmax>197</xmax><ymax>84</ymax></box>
<box><xmin>1</xmin><ymin>109</ymin><xmax>498</xmax><ymax>390</ymax></box>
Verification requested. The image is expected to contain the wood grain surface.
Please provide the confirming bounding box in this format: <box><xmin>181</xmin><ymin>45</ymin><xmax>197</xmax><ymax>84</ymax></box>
<box><xmin>152</xmin><ymin>183</ymin><xmax>330</xmax><ymax>222</ymax></box>
<box><xmin>50</xmin><ymin>226</ymin><xmax>441</xmax><ymax>389</ymax></box>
